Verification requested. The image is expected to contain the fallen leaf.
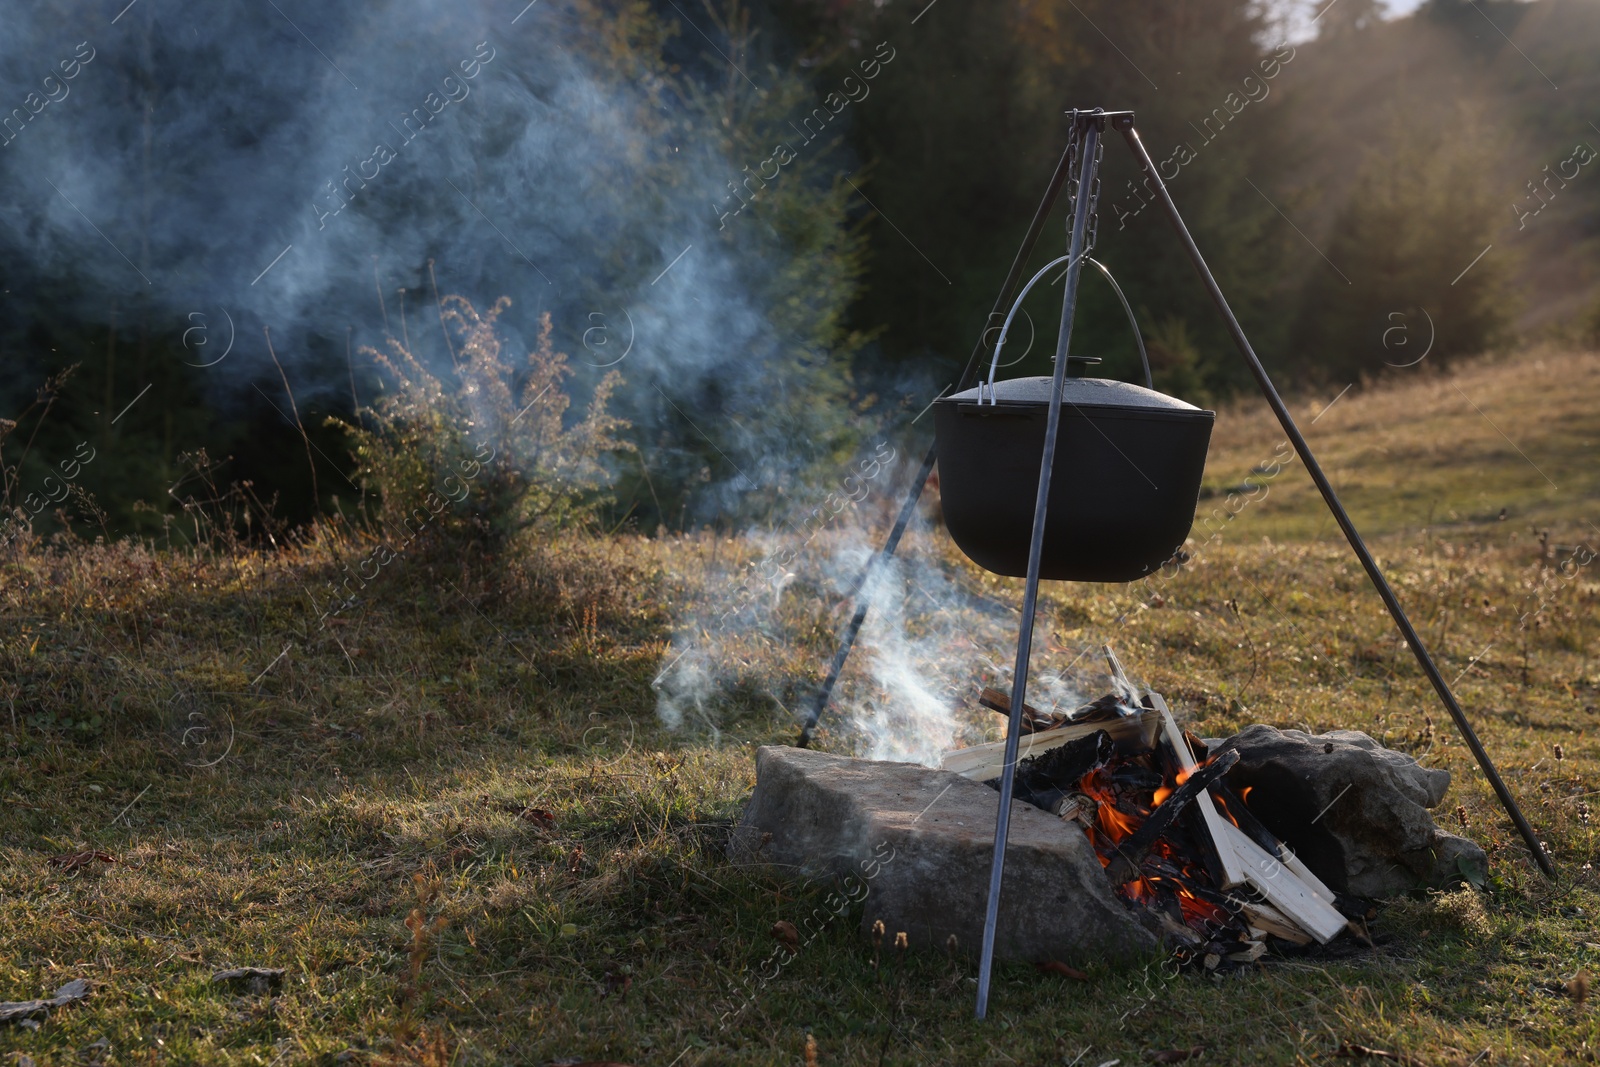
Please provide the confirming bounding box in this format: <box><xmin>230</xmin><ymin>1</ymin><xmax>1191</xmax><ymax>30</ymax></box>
<box><xmin>0</xmin><ymin>978</ymin><xmax>92</xmax><ymax>1024</ymax></box>
<box><xmin>1035</xmin><ymin>960</ymin><xmax>1089</xmax><ymax>980</ymax></box>
<box><xmin>1567</xmin><ymin>970</ymin><xmax>1591</xmax><ymax>1008</ymax></box>
<box><xmin>566</xmin><ymin>845</ymin><xmax>584</xmax><ymax>874</ymax></box>
<box><xmin>1149</xmin><ymin>1048</ymin><xmax>1204</xmax><ymax>1064</ymax></box>
<box><xmin>519</xmin><ymin>808</ymin><xmax>555</xmax><ymax>828</ymax></box>
<box><xmin>212</xmin><ymin>967</ymin><xmax>286</xmax><ymax>995</ymax></box>
<box><xmin>1333</xmin><ymin>1041</ymin><xmax>1428</xmax><ymax>1066</ymax></box>
<box><xmin>771</xmin><ymin>920</ymin><xmax>800</xmax><ymax>952</ymax></box>
<box><xmin>46</xmin><ymin>851</ymin><xmax>116</xmax><ymax>872</ymax></box>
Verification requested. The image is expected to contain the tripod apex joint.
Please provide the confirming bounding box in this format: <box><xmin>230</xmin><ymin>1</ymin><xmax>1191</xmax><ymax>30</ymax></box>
<box><xmin>1061</xmin><ymin>108</ymin><xmax>1135</xmax><ymax>130</ymax></box>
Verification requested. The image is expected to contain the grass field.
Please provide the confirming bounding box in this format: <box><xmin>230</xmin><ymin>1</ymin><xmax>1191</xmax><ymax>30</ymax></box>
<box><xmin>2</xmin><ymin>348</ymin><xmax>1598</xmax><ymax>1065</ymax></box>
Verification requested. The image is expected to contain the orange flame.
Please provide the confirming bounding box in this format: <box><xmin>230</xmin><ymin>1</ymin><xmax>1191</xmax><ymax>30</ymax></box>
<box><xmin>1175</xmin><ymin>884</ymin><xmax>1228</xmax><ymax>927</ymax></box>
<box><xmin>1098</xmin><ymin>803</ymin><xmax>1141</xmax><ymax>839</ymax></box>
<box><xmin>1070</xmin><ymin>751</ymin><xmax>1246</xmax><ymax>941</ymax></box>
<box><xmin>1078</xmin><ymin>767</ymin><xmax>1147</xmax><ymax>844</ymax></box>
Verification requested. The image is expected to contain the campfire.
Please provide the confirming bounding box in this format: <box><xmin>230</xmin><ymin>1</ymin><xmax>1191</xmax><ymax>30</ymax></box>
<box><xmin>941</xmin><ymin>651</ymin><xmax>1355</xmax><ymax>968</ymax></box>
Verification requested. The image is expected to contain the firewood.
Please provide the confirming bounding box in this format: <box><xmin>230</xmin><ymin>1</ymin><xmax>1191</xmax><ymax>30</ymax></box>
<box><xmin>939</xmin><ymin>711</ymin><xmax>1159</xmax><ymax>780</ymax></box>
<box><xmin>1217</xmin><ymin>820</ymin><xmax>1347</xmax><ymax>943</ymax></box>
<box><xmin>1149</xmin><ymin>907</ymin><xmax>1204</xmax><ymax>946</ymax></box>
<box><xmin>1214</xmin><ymin>783</ymin><xmax>1340</xmax><ymax>908</ymax></box>
<box><xmin>1152</xmin><ymin>694</ymin><xmax>1249</xmax><ymax>888</ymax></box>
<box><xmin>978</xmin><ymin>687</ymin><xmax>1056</xmax><ymax>733</ymax></box>
<box><xmin>1054</xmin><ymin>793</ymin><xmax>1095</xmax><ymax>826</ymax></box>
<box><xmin>1103</xmin><ymin>748</ymin><xmax>1239</xmax><ymax>885</ymax></box>
<box><xmin>1241</xmin><ymin>903</ymin><xmax>1314</xmax><ymax>946</ymax></box>
<box><xmin>1014</xmin><ymin>731</ymin><xmax>1114</xmax><ymax>796</ymax></box>
<box><xmin>1101</xmin><ymin>644</ymin><xmax>1143</xmax><ymax>705</ymax></box>
<box><xmin>1227</xmin><ymin>941</ymin><xmax>1267</xmax><ymax>963</ymax></box>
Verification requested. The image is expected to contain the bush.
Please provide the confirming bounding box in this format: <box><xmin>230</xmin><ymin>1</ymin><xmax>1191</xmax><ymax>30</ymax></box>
<box><xmin>338</xmin><ymin>296</ymin><xmax>632</xmax><ymax>554</ymax></box>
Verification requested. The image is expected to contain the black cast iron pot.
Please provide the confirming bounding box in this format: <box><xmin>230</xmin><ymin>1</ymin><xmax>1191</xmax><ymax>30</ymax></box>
<box><xmin>932</xmin><ymin>363</ymin><xmax>1214</xmax><ymax>583</ymax></box>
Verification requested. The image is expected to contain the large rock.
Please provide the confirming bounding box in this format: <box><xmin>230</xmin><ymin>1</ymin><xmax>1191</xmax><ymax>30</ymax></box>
<box><xmin>729</xmin><ymin>745</ymin><xmax>1157</xmax><ymax>963</ymax></box>
<box><xmin>1211</xmin><ymin>725</ymin><xmax>1487</xmax><ymax>897</ymax></box>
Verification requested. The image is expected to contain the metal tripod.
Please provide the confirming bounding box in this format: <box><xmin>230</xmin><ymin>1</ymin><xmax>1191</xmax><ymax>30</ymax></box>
<box><xmin>797</xmin><ymin>108</ymin><xmax>1555</xmax><ymax>1020</ymax></box>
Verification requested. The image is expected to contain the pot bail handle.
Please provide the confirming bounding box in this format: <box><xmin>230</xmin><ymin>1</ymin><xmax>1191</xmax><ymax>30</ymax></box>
<box><xmin>982</xmin><ymin>251</ymin><xmax>1079</xmax><ymax>404</ymax></box>
<box><xmin>982</xmin><ymin>255</ymin><xmax>1154</xmax><ymax>402</ymax></box>
<box><xmin>1087</xmin><ymin>257</ymin><xmax>1153</xmax><ymax>390</ymax></box>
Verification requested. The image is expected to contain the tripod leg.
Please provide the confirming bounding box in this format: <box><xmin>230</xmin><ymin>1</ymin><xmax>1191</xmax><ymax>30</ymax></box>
<box><xmin>1113</xmin><ymin>116</ymin><xmax>1554</xmax><ymax>879</ymax></box>
<box><xmin>976</xmin><ymin>114</ymin><xmax>1103</xmax><ymax>1020</ymax></box>
<box><xmin>796</xmin><ymin>446</ymin><xmax>935</xmax><ymax>747</ymax></box>
<box><xmin>795</xmin><ymin>133</ymin><xmax>1082</xmax><ymax>747</ymax></box>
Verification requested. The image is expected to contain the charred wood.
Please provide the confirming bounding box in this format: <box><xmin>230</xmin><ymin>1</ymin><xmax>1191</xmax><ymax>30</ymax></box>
<box><xmin>1103</xmin><ymin>748</ymin><xmax>1240</xmax><ymax>885</ymax></box>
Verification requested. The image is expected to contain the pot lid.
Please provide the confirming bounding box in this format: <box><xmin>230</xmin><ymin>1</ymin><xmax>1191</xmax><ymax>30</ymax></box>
<box><xmin>947</xmin><ymin>375</ymin><xmax>1204</xmax><ymax>412</ymax></box>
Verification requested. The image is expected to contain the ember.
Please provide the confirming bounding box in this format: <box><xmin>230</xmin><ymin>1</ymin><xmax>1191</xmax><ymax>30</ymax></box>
<box><xmin>943</xmin><ymin>649</ymin><xmax>1357</xmax><ymax>967</ymax></box>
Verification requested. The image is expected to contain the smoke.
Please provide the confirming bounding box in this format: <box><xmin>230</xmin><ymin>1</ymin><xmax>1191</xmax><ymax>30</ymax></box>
<box><xmin>837</xmin><ymin>545</ymin><xmax>985</xmax><ymax>766</ymax></box>
<box><xmin>0</xmin><ymin>0</ymin><xmax>832</xmax><ymax>499</ymax></box>
<box><xmin>0</xmin><ymin>0</ymin><xmax>1079</xmax><ymax>760</ymax></box>
<box><xmin>651</xmin><ymin>454</ymin><xmax>1092</xmax><ymax>767</ymax></box>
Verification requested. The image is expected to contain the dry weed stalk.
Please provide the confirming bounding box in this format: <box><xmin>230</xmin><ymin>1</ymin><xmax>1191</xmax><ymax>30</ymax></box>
<box><xmin>341</xmin><ymin>295</ymin><xmax>631</xmax><ymax>553</ymax></box>
<box><xmin>402</xmin><ymin>872</ymin><xmax>449</xmax><ymax>1011</ymax></box>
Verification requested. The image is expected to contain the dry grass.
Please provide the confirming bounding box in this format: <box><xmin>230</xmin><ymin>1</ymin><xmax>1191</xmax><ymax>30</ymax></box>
<box><xmin>1204</xmin><ymin>346</ymin><xmax>1599</xmax><ymax>542</ymax></box>
<box><xmin>1</xmin><ymin>347</ymin><xmax>1598</xmax><ymax>1065</ymax></box>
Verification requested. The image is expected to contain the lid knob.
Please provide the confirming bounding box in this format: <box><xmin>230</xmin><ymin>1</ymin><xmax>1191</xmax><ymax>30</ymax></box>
<box><xmin>1064</xmin><ymin>354</ymin><xmax>1102</xmax><ymax>379</ymax></box>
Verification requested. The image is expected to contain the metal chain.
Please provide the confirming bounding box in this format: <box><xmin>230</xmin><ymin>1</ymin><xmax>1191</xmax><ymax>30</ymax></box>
<box><xmin>1063</xmin><ymin>119</ymin><xmax>1081</xmax><ymax>223</ymax></box>
<box><xmin>1062</xmin><ymin>115</ymin><xmax>1105</xmax><ymax>255</ymax></box>
<box><xmin>1083</xmin><ymin>133</ymin><xmax>1104</xmax><ymax>255</ymax></box>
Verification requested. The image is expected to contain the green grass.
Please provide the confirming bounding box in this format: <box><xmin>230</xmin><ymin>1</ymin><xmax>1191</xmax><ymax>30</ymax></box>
<box><xmin>3</xmin><ymin>348</ymin><xmax>1599</xmax><ymax>1065</ymax></box>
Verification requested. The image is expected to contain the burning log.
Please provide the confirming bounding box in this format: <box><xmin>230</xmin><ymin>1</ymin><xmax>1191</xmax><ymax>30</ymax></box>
<box><xmin>1009</xmin><ymin>730</ymin><xmax>1115</xmax><ymax>812</ymax></box>
<box><xmin>1102</xmin><ymin>748</ymin><xmax>1239</xmax><ymax>885</ymax></box>
<box><xmin>1152</xmin><ymin>694</ymin><xmax>1249</xmax><ymax>889</ymax></box>
<box><xmin>1148</xmin><ymin>696</ymin><xmax>1347</xmax><ymax>943</ymax></box>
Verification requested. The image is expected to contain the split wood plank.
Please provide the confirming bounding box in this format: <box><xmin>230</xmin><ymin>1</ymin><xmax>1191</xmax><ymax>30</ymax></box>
<box><xmin>1151</xmin><ymin>693</ymin><xmax>1249</xmax><ymax>889</ymax></box>
<box><xmin>1218</xmin><ymin>819</ymin><xmax>1347</xmax><ymax>943</ymax></box>
<box><xmin>939</xmin><ymin>711</ymin><xmax>1159</xmax><ymax>780</ymax></box>
<box><xmin>1217</xmin><ymin>784</ymin><xmax>1340</xmax><ymax>908</ymax></box>
<box><xmin>1274</xmin><ymin>845</ymin><xmax>1337</xmax><ymax>908</ymax></box>
<box><xmin>1242</xmin><ymin>903</ymin><xmax>1314</xmax><ymax>945</ymax></box>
